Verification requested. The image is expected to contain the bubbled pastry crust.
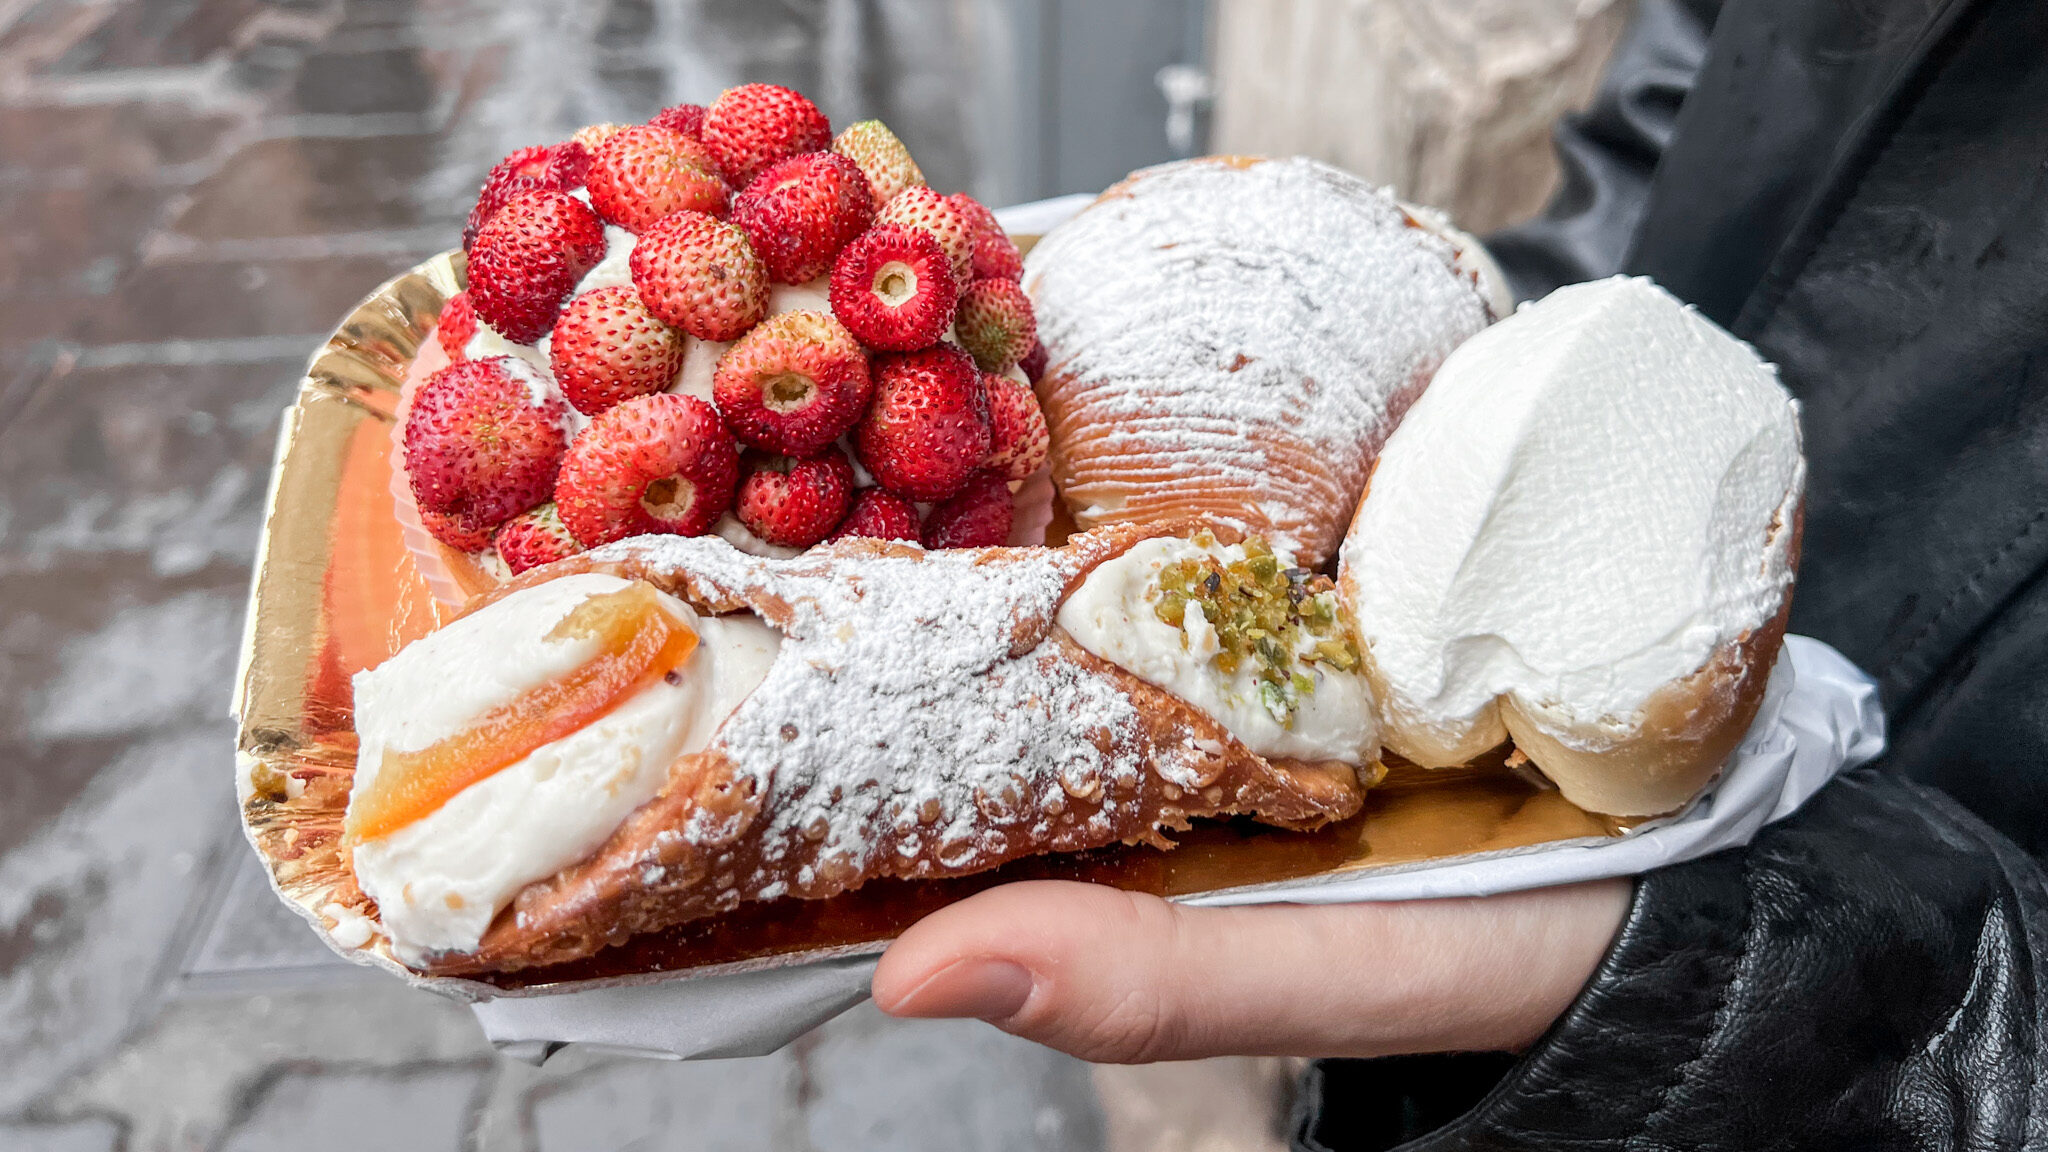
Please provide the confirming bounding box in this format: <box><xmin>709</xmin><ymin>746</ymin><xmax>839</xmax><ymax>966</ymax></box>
<box><xmin>427</xmin><ymin>523</ymin><xmax>1367</xmax><ymax>974</ymax></box>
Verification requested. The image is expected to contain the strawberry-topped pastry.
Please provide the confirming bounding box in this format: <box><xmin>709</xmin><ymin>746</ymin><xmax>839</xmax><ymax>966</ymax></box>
<box><xmin>397</xmin><ymin>83</ymin><xmax>1054</xmax><ymax>600</ymax></box>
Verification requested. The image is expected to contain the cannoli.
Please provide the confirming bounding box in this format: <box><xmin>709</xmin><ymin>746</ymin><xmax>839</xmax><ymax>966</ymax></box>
<box><xmin>337</xmin><ymin>522</ymin><xmax>1378</xmax><ymax>973</ymax></box>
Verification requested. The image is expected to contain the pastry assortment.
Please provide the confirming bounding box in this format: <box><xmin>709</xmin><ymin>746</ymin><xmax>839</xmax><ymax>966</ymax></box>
<box><xmin>247</xmin><ymin>85</ymin><xmax>1808</xmax><ymax>977</ymax></box>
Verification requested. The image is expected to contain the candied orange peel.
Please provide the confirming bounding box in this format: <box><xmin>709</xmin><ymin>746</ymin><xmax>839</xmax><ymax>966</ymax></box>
<box><xmin>343</xmin><ymin>582</ymin><xmax>698</xmax><ymax>847</ymax></box>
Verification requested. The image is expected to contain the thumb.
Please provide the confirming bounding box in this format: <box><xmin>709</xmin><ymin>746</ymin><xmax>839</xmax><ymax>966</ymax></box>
<box><xmin>870</xmin><ymin>879</ymin><xmax>1628</xmax><ymax>1064</ymax></box>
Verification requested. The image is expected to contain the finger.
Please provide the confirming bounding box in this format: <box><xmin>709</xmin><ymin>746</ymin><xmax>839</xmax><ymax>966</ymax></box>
<box><xmin>871</xmin><ymin>879</ymin><xmax>1629</xmax><ymax>1064</ymax></box>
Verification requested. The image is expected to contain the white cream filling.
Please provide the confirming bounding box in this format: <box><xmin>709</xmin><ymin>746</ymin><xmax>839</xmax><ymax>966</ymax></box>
<box><xmin>1340</xmin><ymin>275</ymin><xmax>1803</xmax><ymax>761</ymax></box>
<box><xmin>1057</xmin><ymin>536</ymin><xmax>1379</xmax><ymax>764</ymax></box>
<box><xmin>349</xmin><ymin>572</ymin><xmax>781</xmax><ymax>960</ymax></box>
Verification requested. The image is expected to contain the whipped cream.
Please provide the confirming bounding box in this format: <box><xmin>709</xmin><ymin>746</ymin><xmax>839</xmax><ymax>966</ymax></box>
<box><xmin>349</xmin><ymin>572</ymin><xmax>781</xmax><ymax>960</ymax></box>
<box><xmin>1058</xmin><ymin>536</ymin><xmax>1379</xmax><ymax>764</ymax></box>
<box><xmin>1340</xmin><ymin>275</ymin><xmax>1804</xmax><ymax>763</ymax></box>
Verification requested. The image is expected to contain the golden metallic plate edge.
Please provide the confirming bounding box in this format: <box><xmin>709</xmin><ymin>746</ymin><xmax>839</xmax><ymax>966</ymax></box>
<box><xmin>233</xmin><ymin>247</ymin><xmax>1620</xmax><ymax>1001</ymax></box>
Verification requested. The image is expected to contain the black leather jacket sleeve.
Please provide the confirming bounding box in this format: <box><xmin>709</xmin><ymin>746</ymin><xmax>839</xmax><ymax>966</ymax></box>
<box><xmin>1298</xmin><ymin>0</ymin><xmax>2048</xmax><ymax>1144</ymax></box>
<box><xmin>1483</xmin><ymin>0</ymin><xmax>1721</xmax><ymax>300</ymax></box>
<box><xmin>1298</xmin><ymin>768</ymin><xmax>2048</xmax><ymax>1150</ymax></box>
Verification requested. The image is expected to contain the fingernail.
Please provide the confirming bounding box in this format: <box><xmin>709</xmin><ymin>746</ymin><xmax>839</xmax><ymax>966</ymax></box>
<box><xmin>879</xmin><ymin>959</ymin><xmax>1035</xmax><ymax>1021</ymax></box>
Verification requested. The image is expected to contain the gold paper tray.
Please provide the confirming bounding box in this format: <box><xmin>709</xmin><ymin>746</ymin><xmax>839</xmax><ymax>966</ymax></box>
<box><xmin>232</xmin><ymin>250</ymin><xmax>1624</xmax><ymax>998</ymax></box>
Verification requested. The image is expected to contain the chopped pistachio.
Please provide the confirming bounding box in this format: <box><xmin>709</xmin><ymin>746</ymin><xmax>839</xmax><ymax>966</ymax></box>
<box><xmin>1258</xmin><ymin>680</ymin><xmax>1292</xmax><ymax>725</ymax></box>
<box><xmin>1147</xmin><ymin>535</ymin><xmax>1366</xmax><ymax>725</ymax></box>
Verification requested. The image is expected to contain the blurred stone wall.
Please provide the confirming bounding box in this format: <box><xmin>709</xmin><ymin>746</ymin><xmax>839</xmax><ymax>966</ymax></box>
<box><xmin>1211</xmin><ymin>0</ymin><xmax>1634</xmax><ymax>232</ymax></box>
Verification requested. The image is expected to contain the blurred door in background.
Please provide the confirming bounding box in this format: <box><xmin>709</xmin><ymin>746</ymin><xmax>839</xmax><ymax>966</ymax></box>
<box><xmin>967</xmin><ymin>0</ymin><xmax>1211</xmax><ymax>204</ymax></box>
<box><xmin>1210</xmin><ymin>0</ymin><xmax>1633</xmax><ymax>232</ymax></box>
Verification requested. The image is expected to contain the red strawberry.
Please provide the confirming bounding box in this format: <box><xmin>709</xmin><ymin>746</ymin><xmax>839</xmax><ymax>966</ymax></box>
<box><xmin>421</xmin><ymin>507</ymin><xmax>495</xmax><ymax>552</ymax></box>
<box><xmin>549</xmin><ymin>285</ymin><xmax>687</xmax><ymax>416</ymax></box>
<box><xmin>712</xmin><ymin>310</ymin><xmax>870</xmax><ymax>456</ymax></box>
<box><xmin>463</xmin><ymin>144</ymin><xmax>566</xmax><ymax>250</ymax></box>
<box><xmin>629</xmin><ymin>211</ymin><xmax>770</xmax><ymax>341</ymax></box>
<box><xmin>981</xmin><ymin>372</ymin><xmax>1049</xmax><ymax>481</ymax></box>
<box><xmin>493</xmin><ymin>501</ymin><xmax>583</xmax><ymax>572</ymax></box>
<box><xmin>586</xmin><ymin>125</ymin><xmax>728</xmax><ymax>232</ymax></box>
<box><xmin>437</xmin><ymin>290</ymin><xmax>478</xmax><ymax>360</ymax></box>
<box><xmin>736</xmin><ymin>449</ymin><xmax>856</xmax><ymax>548</ymax></box>
<box><xmin>854</xmin><ymin>344</ymin><xmax>990</xmax><ymax>501</ymax></box>
<box><xmin>829</xmin><ymin>224</ymin><xmax>958</xmax><ymax>351</ymax></box>
<box><xmin>832</xmin><ymin>120</ymin><xmax>925</xmax><ymax>206</ymax></box>
<box><xmin>922</xmin><ymin>470</ymin><xmax>1013</xmax><ymax>549</ymax></box>
<box><xmin>405</xmin><ymin>357</ymin><xmax>570</xmax><ymax>527</ymax></box>
<box><xmin>701</xmin><ymin>84</ymin><xmax>831</xmax><ymax>189</ymax></box>
<box><xmin>1019</xmin><ymin>338</ymin><xmax>1049</xmax><ymax>383</ymax></box>
<box><xmin>831</xmin><ymin>487</ymin><xmax>921</xmax><ymax>542</ymax></box>
<box><xmin>555</xmin><ymin>393</ymin><xmax>739</xmax><ymax>546</ymax></box>
<box><xmin>947</xmin><ymin>194</ymin><xmax>1022</xmax><ymax>282</ymax></box>
<box><xmin>875</xmin><ymin>186</ymin><xmax>975</xmax><ymax>282</ymax></box>
<box><xmin>954</xmin><ymin>279</ymin><xmax>1037</xmax><ymax>373</ymax></box>
<box><xmin>466</xmin><ymin>190</ymin><xmax>607</xmax><ymax>344</ymax></box>
<box><xmin>549</xmin><ymin>139</ymin><xmax>595</xmax><ymax>189</ymax></box>
<box><xmin>731</xmin><ymin>151</ymin><xmax>875</xmax><ymax>284</ymax></box>
<box><xmin>649</xmin><ymin>103</ymin><xmax>707</xmax><ymax>139</ymax></box>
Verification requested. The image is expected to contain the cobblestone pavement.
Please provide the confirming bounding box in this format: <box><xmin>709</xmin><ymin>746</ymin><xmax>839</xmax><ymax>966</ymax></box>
<box><xmin>0</xmin><ymin>1</ymin><xmax>1305</xmax><ymax>1149</ymax></box>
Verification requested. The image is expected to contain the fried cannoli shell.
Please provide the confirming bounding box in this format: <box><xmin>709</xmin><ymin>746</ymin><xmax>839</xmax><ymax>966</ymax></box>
<box><xmin>420</xmin><ymin>523</ymin><xmax>1371</xmax><ymax>975</ymax></box>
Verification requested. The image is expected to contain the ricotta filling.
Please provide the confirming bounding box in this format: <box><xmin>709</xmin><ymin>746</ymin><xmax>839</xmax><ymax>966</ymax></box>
<box><xmin>1340</xmin><ymin>275</ymin><xmax>1804</xmax><ymax>759</ymax></box>
<box><xmin>1057</xmin><ymin>536</ymin><xmax>1379</xmax><ymax>764</ymax></box>
<box><xmin>349</xmin><ymin>572</ymin><xmax>781</xmax><ymax>960</ymax></box>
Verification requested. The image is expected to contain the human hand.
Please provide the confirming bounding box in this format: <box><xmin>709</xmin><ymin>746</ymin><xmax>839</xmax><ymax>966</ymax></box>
<box><xmin>871</xmin><ymin>878</ymin><xmax>1629</xmax><ymax>1063</ymax></box>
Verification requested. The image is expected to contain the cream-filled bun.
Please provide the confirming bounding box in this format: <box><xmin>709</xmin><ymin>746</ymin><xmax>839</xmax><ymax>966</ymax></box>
<box><xmin>1338</xmin><ymin>276</ymin><xmax>1804</xmax><ymax>816</ymax></box>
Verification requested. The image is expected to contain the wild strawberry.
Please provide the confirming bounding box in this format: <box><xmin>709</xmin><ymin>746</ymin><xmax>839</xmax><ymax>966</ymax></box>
<box><xmin>492</xmin><ymin>501</ymin><xmax>584</xmax><ymax>572</ymax></box>
<box><xmin>731</xmin><ymin>151</ymin><xmax>875</xmax><ymax>284</ymax></box>
<box><xmin>463</xmin><ymin>144</ymin><xmax>566</xmax><ymax>250</ymax></box>
<box><xmin>981</xmin><ymin>372</ymin><xmax>1049</xmax><ymax>481</ymax></box>
<box><xmin>701</xmin><ymin>84</ymin><xmax>831</xmax><ymax>189</ymax></box>
<box><xmin>922</xmin><ymin>470</ymin><xmax>1013</xmax><ymax>549</ymax></box>
<box><xmin>829</xmin><ymin>224</ymin><xmax>957</xmax><ymax>351</ymax></box>
<box><xmin>712</xmin><ymin>310</ymin><xmax>869</xmax><ymax>456</ymax></box>
<box><xmin>549</xmin><ymin>285</ymin><xmax>687</xmax><ymax>416</ymax></box>
<box><xmin>854</xmin><ymin>344</ymin><xmax>990</xmax><ymax>501</ymax></box>
<box><xmin>736</xmin><ymin>449</ymin><xmax>856</xmax><ymax>548</ymax></box>
<box><xmin>954</xmin><ymin>279</ymin><xmax>1037</xmax><ymax>373</ymax></box>
<box><xmin>832</xmin><ymin>120</ymin><xmax>924</xmax><ymax>206</ymax></box>
<box><xmin>649</xmin><ymin>103</ymin><xmax>707</xmax><ymax>140</ymax></box>
<box><xmin>586</xmin><ymin>125</ymin><xmax>728</xmax><ymax>232</ymax></box>
<box><xmin>555</xmin><ymin>393</ymin><xmax>739</xmax><ymax>546</ymax></box>
<box><xmin>946</xmin><ymin>194</ymin><xmax>1021</xmax><ymax>282</ymax></box>
<box><xmin>629</xmin><ymin>211</ymin><xmax>769</xmax><ymax>341</ymax></box>
<box><xmin>1019</xmin><ymin>338</ymin><xmax>1049</xmax><ymax>383</ymax></box>
<box><xmin>572</xmin><ymin>122</ymin><xmax>628</xmax><ymax>152</ymax></box>
<box><xmin>875</xmin><ymin>186</ymin><xmax>975</xmax><ymax>282</ymax></box>
<box><xmin>405</xmin><ymin>357</ymin><xmax>570</xmax><ymax>527</ymax></box>
<box><xmin>549</xmin><ymin>139</ymin><xmax>595</xmax><ymax>189</ymax></box>
<box><xmin>437</xmin><ymin>290</ymin><xmax>478</xmax><ymax>360</ymax></box>
<box><xmin>466</xmin><ymin>190</ymin><xmax>607</xmax><ymax>344</ymax></box>
<box><xmin>421</xmin><ymin>507</ymin><xmax>495</xmax><ymax>552</ymax></box>
<box><xmin>831</xmin><ymin>487</ymin><xmax>921</xmax><ymax>542</ymax></box>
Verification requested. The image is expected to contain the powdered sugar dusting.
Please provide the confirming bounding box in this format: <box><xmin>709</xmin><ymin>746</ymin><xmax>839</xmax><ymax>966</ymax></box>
<box><xmin>1024</xmin><ymin>156</ymin><xmax>1494</xmax><ymax>567</ymax></box>
<box><xmin>588</xmin><ymin>532</ymin><xmax>1149</xmax><ymax>887</ymax></box>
